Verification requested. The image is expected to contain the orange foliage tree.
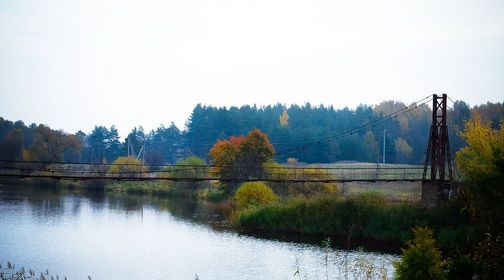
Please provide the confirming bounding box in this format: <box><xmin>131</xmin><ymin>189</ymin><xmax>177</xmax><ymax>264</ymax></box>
<box><xmin>209</xmin><ymin>135</ymin><xmax>245</xmax><ymax>181</ymax></box>
<box><xmin>209</xmin><ymin>129</ymin><xmax>274</xmax><ymax>190</ymax></box>
<box><xmin>240</xmin><ymin>129</ymin><xmax>275</xmax><ymax>177</ymax></box>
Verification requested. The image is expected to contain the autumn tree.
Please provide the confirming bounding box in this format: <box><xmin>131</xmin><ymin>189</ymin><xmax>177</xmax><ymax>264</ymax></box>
<box><xmin>452</xmin><ymin>115</ymin><xmax>504</xmax><ymax>280</ymax></box>
<box><xmin>108</xmin><ymin>156</ymin><xmax>147</xmax><ymax>176</ymax></box>
<box><xmin>209</xmin><ymin>129</ymin><xmax>274</xmax><ymax>191</ymax></box>
<box><xmin>375</xmin><ymin>100</ymin><xmax>410</xmax><ymax>132</ymax></box>
<box><xmin>239</xmin><ymin>129</ymin><xmax>275</xmax><ymax>177</ymax></box>
<box><xmin>395</xmin><ymin>138</ymin><xmax>413</xmax><ymax>163</ymax></box>
<box><xmin>455</xmin><ymin>115</ymin><xmax>504</xmax><ymax>220</ymax></box>
<box><xmin>28</xmin><ymin>125</ymin><xmax>81</xmax><ymax>162</ymax></box>
<box><xmin>471</xmin><ymin>102</ymin><xmax>504</xmax><ymax>129</ymax></box>
<box><xmin>209</xmin><ymin>135</ymin><xmax>245</xmax><ymax>181</ymax></box>
<box><xmin>279</xmin><ymin>108</ymin><xmax>289</xmax><ymax>127</ymax></box>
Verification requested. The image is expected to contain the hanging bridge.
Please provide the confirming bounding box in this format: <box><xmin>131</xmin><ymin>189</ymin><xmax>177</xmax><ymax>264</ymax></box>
<box><xmin>0</xmin><ymin>159</ymin><xmax>427</xmax><ymax>183</ymax></box>
<box><xmin>0</xmin><ymin>94</ymin><xmax>455</xmax><ymax>205</ymax></box>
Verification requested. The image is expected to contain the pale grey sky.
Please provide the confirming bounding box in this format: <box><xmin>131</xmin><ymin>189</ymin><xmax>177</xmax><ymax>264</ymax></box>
<box><xmin>1</xmin><ymin>0</ymin><xmax>503</xmax><ymax>137</ymax></box>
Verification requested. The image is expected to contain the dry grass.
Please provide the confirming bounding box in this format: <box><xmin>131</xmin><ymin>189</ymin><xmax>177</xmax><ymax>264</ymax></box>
<box><xmin>341</xmin><ymin>181</ymin><xmax>421</xmax><ymax>203</ymax></box>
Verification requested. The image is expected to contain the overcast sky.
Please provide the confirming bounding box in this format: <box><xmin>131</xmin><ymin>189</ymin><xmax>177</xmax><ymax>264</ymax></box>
<box><xmin>1</xmin><ymin>0</ymin><xmax>503</xmax><ymax>138</ymax></box>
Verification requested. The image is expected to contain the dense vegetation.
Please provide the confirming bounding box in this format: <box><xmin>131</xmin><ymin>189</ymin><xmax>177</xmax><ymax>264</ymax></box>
<box><xmin>394</xmin><ymin>227</ymin><xmax>445</xmax><ymax>280</ymax></box>
<box><xmin>236</xmin><ymin>193</ymin><xmax>468</xmax><ymax>246</ymax></box>
<box><xmin>1</xmin><ymin>100</ymin><xmax>501</xmax><ymax>166</ymax></box>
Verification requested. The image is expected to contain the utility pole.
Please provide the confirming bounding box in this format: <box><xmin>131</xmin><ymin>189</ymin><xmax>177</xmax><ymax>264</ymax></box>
<box><xmin>382</xmin><ymin>129</ymin><xmax>386</xmax><ymax>164</ymax></box>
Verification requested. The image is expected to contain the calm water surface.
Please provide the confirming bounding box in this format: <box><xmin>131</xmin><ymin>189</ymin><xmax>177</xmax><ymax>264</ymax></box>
<box><xmin>0</xmin><ymin>184</ymin><xmax>397</xmax><ymax>279</ymax></box>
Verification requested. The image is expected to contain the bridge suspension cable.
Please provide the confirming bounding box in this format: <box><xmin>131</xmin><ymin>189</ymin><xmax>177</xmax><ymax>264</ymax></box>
<box><xmin>275</xmin><ymin>95</ymin><xmax>433</xmax><ymax>157</ymax></box>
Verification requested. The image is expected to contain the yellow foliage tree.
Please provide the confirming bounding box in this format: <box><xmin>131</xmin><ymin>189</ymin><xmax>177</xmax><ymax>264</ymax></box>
<box><xmin>455</xmin><ymin>115</ymin><xmax>504</xmax><ymax>217</ymax></box>
<box><xmin>279</xmin><ymin>108</ymin><xmax>289</xmax><ymax>127</ymax></box>
<box><xmin>108</xmin><ymin>156</ymin><xmax>147</xmax><ymax>176</ymax></box>
<box><xmin>395</xmin><ymin>138</ymin><xmax>413</xmax><ymax>161</ymax></box>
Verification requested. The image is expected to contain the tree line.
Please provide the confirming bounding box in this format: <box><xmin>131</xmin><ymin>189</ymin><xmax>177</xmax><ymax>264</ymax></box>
<box><xmin>0</xmin><ymin>100</ymin><xmax>502</xmax><ymax>165</ymax></box>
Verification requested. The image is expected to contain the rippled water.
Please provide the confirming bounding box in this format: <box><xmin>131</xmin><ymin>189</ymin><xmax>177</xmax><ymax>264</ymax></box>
<box><xmin>0</xmin><ymin>184</ymin><xmax>397</xmax><ymax>279</ymax></box>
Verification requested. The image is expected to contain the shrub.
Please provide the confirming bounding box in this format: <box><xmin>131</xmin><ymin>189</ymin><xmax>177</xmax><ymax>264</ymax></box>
<box><xmin>472</xmin><ymin>231</ymin><xmax>504</xmax><ymax>279</ymax></box>
<box><xmin>394</xmin><ymin>226</ymin><xmax>446</xmax><ymax>280</ymax></box>
<box><xmin>159</xmin><ymin>156</ymin><xmax>210</xmax><ymax>191</ymax></box>
<box><xmin>234</xmin><ymin>182</ymin><xmax>278</xmax><ymax>209</ymax></box>
<box><xmin>197</xmin><ymin>185</ymin><xmax>228</xmax><ymax>202</ymax></box>
<box><xmin>175</xmin><ymin>156</ymin><xmax>208</xmax><ymax>179</ymax></box>
<box><xmin>108</xmin><ymin>156</ymin><xmax>147</xmax><ymax>175</ymax></box>
<box><xmin>207</xmin><ymin>188</ymin><xmax>226</xmax><ymax>202</ymax></box>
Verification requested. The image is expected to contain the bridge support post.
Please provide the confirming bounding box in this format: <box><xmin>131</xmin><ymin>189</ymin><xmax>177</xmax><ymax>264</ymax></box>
<box><xmin>422</xmin><ymin>94</ymin><xmax>453</xmax><ymax>207</ymax></box>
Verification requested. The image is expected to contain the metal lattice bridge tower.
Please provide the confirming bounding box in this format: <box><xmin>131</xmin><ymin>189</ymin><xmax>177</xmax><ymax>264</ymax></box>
<box><xmin>422</xmin><ymin>94</ymin><xmax>454</xmax><ymax>206</ymax></box>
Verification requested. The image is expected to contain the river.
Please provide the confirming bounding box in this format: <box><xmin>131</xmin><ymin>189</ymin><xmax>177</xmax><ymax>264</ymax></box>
<box><xmin>0</xmin><ymin>184</ymin><xmax>397</xmax><ymax>279</ymax></box>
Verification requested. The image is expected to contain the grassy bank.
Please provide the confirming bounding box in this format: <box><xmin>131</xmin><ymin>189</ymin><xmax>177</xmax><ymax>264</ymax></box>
<box><xmin>0</xmin><ymin>178</ymin><xmax>199</xmax><ymax>200</ymax></box>
<box><xmin>104</xmin><ymin>181</ymin><xmax>207</xmax><ymax>198</ymax></box>
<box><xmin>237</xmin><ymin>193</ymin><xmax>474</xmax><ymax>247</ymax></box>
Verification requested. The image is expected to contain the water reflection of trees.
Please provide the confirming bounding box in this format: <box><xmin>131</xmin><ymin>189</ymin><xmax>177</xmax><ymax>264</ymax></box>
<box><xmin>106</xmin><ymin>193</ymin><xmax>146</xmax><ymax>212</ymax></box>
<box><xmin>1</xmin><ymin>183</ymin><xmax>230</xmax><ymax>231</ymax></box>
<box><xmin>1</xmin><ymin>183</ymin><xmax>95</xmax><ymax>219</ymax></box>
<box><xmin>104</xmin><ymin>193</ymin><xmax>199</xmax><ymax>218</ymax></box>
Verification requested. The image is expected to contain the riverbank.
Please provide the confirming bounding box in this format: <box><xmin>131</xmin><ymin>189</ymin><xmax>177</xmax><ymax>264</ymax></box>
<box><xmin>0</xmin><ymin>178</ymin><xmax>203</xmax><ymax>198</ymax></box>
<box><xmin>235</xmin><ymin>193</ymin><xmax>479</xmax><ymax>250</ymax></box>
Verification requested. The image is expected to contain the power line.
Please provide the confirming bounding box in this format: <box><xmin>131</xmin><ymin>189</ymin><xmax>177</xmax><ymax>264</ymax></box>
<box><xmin>275</xmin><ymin>96</ymin><xmax>433</xmax><ymax>157</ymax></box>
<box><xmin>447</xmin><ymin>95</ymin><xmax>470</xmax><ymax>113</ymax></box>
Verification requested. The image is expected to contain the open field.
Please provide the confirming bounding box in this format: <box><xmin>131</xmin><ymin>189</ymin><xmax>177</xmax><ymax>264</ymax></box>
<box><xmin>340</xmin><ymin>181</ymin><xmax>421</xmax><ymax>203</ymax></box>
<box><xmin>309</xmin><ymin>162</ymin><xmax>423</xmax><ymax>202</ymax></box>
<box><xmin>307</xmin><ymin>162</ymin><xmax>425</xmax><ymax>182</ymax></box>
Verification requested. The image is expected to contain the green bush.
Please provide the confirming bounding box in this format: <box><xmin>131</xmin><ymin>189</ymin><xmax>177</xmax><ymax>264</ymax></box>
<box><xmin>207</xmin><ymin>188</ymin><xmax>226</xmax><ymax>202</ymax></box>
<box><xmin>234</xmin><ymin>182</ymin><xmax>278</xmax><ymax>209</ymax></box>
<box><xmin>198</xmin><ymin>186</ymin><xmax>227</xmax><ymax>202</ymax></box>
<box><xmin>394</xmin><ymin>226</ymin><xmax>446</xmax><ymax>280</ymax></box>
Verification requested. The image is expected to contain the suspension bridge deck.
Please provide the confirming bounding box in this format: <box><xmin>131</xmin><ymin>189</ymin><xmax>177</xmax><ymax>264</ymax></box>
<box><xmin>0</xmin><ymin>160</ymin><xmax>427</xmax><ymax>183</ymax></box>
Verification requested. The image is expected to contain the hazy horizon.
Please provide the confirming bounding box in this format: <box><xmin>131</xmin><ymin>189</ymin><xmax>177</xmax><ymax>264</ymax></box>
<box><xmin>2</xmin><ymin>0</ymin><xmax>503</xmax><ymax>138</ymax></box>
